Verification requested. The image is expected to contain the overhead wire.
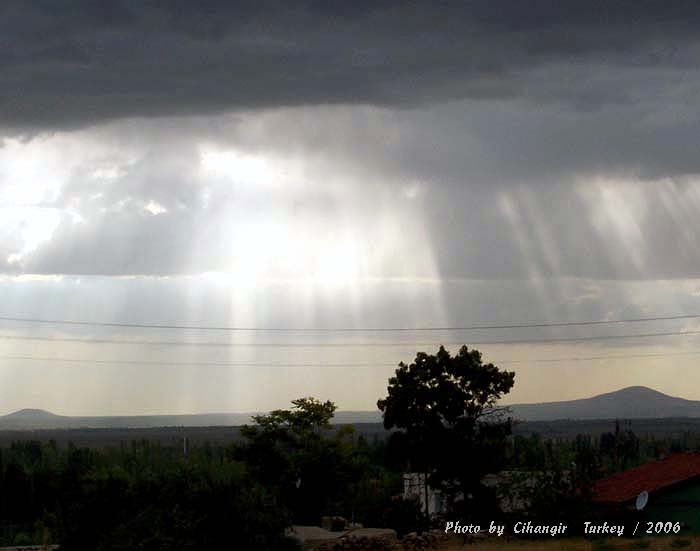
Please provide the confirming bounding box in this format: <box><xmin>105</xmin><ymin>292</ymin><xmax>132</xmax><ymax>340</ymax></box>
<box><xmin>0</xmin><ymin>312</ymin><xmax>700</xmax><ymax>332</ymax></box>
<box><xmin>0</xmin><ymin>355</ymin><xmax>395</xmax><ymax>368</ymax></box>
<box><xmin>2</xmin><ymin>329</ymin><xmax>700</xmax><ymax>347</ymax></box>
<box><xmin>3</xmin><ymin>349</ymin><xmax>700</xmax><ymax>368</ymax></box>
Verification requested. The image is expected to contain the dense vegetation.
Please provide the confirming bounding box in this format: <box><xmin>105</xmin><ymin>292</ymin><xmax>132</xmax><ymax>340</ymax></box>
<box><xmin>0</xmin><ymin>415</ymin><xmax>416</xmax><ymax>549</ymax></box>
<box><xmin>0</xmin><ymin>439</ymin><xmax>296</xmax><ymax>549</ymax></box>
<box><xmin>1</xmin><ymin>414</ymin><xmax>699</xmax><ymax>547</ymax></box>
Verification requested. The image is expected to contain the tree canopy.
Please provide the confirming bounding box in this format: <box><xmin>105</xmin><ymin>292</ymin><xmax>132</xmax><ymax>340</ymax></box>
<box><xmin>246</xmin><ymin>397</ymin><xmax>337</xmax><ymax>436</ymax></box>
<box><xmin>239</xmin><ymin>397</ymin><xmax>363</xmax><ymax>525</ymax></box>
<box><xmin>377</xmin><ymin>345</ymin><xmax>515</xmax><ymax>517</ymax></box>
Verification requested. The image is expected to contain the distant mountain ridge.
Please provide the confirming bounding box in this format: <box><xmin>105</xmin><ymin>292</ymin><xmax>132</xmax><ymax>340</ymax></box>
<box><xmin>508</xmin><ymin>386</ymin><xmax>700</xmax><ymax>421</ymax></box>
<box><xmin>3</xmin><ymin>387</ymin><xmax>698</xmax><ymax>429</ymax></box>
<box><xmin>4</xmin><ymin>408</ymin><xmax>63</xmax><ymax>419</ymax></box>
<box><xmin>0</xmin><ymin>408</ymin><xmax>382</xmax><ymax>430</ymax></box>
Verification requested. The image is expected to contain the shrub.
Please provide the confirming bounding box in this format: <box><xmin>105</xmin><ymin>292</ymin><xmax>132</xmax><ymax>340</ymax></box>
<box><xmin>57</xmin><ymin>462</ymin><xmax>298</xmax><ymax>551</ymax></box>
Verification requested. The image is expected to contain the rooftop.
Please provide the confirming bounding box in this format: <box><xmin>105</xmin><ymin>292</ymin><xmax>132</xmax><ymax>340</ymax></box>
<box><xmin>593</xmin><ymin>452</ymin><xmax>700</xmax><ymax>504</ymax></box>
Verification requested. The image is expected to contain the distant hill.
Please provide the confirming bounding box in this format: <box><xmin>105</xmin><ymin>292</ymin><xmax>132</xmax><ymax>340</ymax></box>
<box><xmin>508</xmin><ymin>386</ymin><xmax>700</xmax><ymax>421</ymax></box>
<box><xmin>0</xmin><ymin>408</ymin><xmax>381</xmax><ymax>430</ymax></box>
<box><xmin>3</xmin><ymin>387</ymin><xmax>697</xmax><ymax>429</ymax></box>
<box><xmin>5</xmin><ymin>408</ymin><xmax>63</xmax><ymax>420</ymax></box>
<box><xmin>0</xmin><ymin>410</ymin><xmax>255</xmax><ymax>430</ymax></box>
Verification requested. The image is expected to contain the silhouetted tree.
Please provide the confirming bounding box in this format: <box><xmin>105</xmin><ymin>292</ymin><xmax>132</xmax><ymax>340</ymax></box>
<box><xmin>238</xmin><ymin>397</ymin><xmax>363</xmax><ymax>524</ymax></box>
<box><xmin>377</xmin><ymin>345</ymin><xmax>515</xmax><ymax>519</ymax></box>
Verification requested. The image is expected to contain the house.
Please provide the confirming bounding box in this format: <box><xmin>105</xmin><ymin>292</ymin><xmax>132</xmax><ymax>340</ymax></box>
<box><xmin>593</xmin><ymin>452</ymin><xmax>700</xmax><ymax>532</ymax></box>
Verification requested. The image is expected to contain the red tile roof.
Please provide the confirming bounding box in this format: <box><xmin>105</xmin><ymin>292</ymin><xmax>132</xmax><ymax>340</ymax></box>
<box><xmin>593</xmin><ymin>452</ymin><xmax>700</xmax><ymax>504</ymax></box>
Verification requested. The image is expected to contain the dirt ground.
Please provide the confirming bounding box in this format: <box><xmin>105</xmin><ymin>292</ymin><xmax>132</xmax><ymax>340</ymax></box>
<box><xmin>442</xmin><ymin>536</ymin><xmax>700</xmax><ymax>551</ymax></box>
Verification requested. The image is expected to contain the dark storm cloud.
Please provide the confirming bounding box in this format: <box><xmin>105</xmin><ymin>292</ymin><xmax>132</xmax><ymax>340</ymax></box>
<box><xmin>5</xmin><ymin>106</ymin><xmax>700</xmax><ymax>281</ymax></box>
<box><xmin>2</xmin><ymin>0</ymin><xmax>700</xmax><ymax>131</ymax></box>
<box><xmin>210</xmin><ymin>98</ymin><xmax>700</xmax><ymax>186</ymax></box>
<box><xmin>5</xmin><ymin>1</ymin><xmax>700</xmax><ymax>281</ymax></box>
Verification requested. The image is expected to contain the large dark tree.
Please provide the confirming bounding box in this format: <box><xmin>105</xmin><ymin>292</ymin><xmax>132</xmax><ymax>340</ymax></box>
<box><xmin>377</xmin><ymin>345</ymin><xmax>515</xmax><ymax>519</ymax></box>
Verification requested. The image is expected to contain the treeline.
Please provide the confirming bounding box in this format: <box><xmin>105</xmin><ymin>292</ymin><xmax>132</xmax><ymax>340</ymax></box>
<box><xmin>507</xmin><ymin>419</ymin><xmax>700</xmax><ymax>475</ymax></box>
<box><xmin>0</xmin><ymin>439</ymin><xmax>291</xmax><ymax>549</ymax></box>
<box><xmin>0</xmin><ymin>400</ymin><xmax>418</xmax><ymax>550</ymax></box>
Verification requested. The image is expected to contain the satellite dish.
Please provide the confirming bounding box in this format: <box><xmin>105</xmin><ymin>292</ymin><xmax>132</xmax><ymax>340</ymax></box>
<box><xmin>635</xmin><ymin>491</ymin><xmax>649</xmax><ymax>511</ymax></box>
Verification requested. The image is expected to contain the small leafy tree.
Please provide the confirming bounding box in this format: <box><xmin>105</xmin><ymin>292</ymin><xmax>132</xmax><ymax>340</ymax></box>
<box><xmin>377</xmin><ymin>345</ymin><xmax>515</xmax><ymax>519</ymax></box>
<box><xmin>239</xmin><ymin>397</ymin><xmax>361</xmax><ymax>524</ymax></box>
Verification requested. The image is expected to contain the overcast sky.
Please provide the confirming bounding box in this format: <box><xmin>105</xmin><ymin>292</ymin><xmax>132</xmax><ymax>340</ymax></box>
<box><xmin>3</xmin><ymin>1</ymin><xmax>700</xmax><ymax>415</ymax></box>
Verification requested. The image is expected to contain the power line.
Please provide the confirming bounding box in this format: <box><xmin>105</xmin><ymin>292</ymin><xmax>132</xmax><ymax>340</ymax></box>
<box><xmin>498</xmin><ymin>350</ymin><xmax>700</xmax><ymax>364</ymax></box>
<box><xmin>0</xmin><ymin>312</ymin><xmax>700</xmax><ymax>332</ymax></box>
<box><xmin>2</xmin><ymin>329</ymin><xmax>700</xmax><ymax>347</ymax></box>
<box><xmin>4</xmin><ymin>349</ymin><xmax>700</xmax><ymax>368</ymax></box>
<box><xmin>0</xmin><ymin>355</ymin><xmax>397</xmax><ymax>369</ymax></box>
